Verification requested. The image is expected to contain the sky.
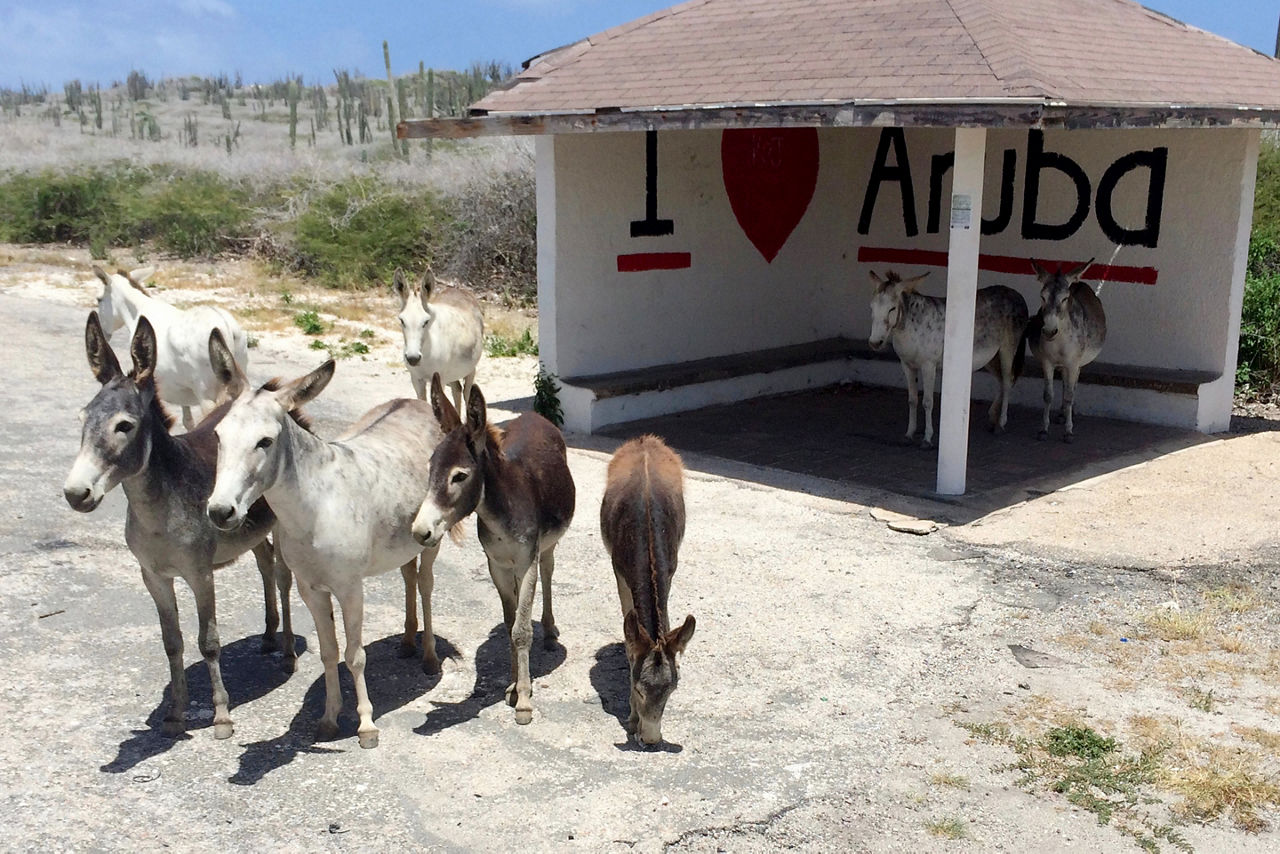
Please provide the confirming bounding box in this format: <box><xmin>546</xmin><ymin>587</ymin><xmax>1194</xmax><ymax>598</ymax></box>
<box><xmin>0</xmin><ymin>0</ymin><xmax>1276</xmax><ymax>91</ymax></box>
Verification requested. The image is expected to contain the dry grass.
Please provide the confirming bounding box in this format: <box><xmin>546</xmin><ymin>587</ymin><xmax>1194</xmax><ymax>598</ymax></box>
<box><xmin>1161</xmin><ymin>739</ymin><xmax>1280</xmax><ymax>832</ymax></box>
<box><xmin>929</xmin><ymin>771</ymin><xmax>971</xmax><ymax>790</ymax></box>
<box><xmin>1231</xmin><ymin>724</ymin><xmax>1280</xmax><ymax>756</ymax></box>
<box><xmin>1143</xmin><ymin>606</ymin><xmax>1212</xmax><ymax>641</ymax></box>
<box><xmin>1204</xmin><ymin>583</ymin><xmax>1262</xmax><ymax>614</ymax></box>
<box><xmin>923</xmin><ymin>816</ymin><xmax>969</xmax><ymax>840</ymax></box>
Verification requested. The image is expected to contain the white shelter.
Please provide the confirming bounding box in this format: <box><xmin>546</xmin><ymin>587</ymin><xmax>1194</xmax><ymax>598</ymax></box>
<box><xmin>403</xmin><ymin>0</ymin><xmax>1280</xmax><ymax>494</ymax></box>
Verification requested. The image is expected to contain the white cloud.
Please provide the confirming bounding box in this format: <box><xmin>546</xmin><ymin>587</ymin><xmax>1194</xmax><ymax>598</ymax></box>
<box><xmin>176</xmin><ymin>0</ymin><xmax>236</xmax><ymax>18</ymax></box>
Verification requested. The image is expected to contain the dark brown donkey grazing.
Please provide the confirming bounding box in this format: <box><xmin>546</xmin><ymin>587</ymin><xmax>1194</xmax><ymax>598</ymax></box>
<box><xmin>600</xmin><ymin>435</ymin><xmax>696</xmax><ymax>746</ymax></box>
<box><xmin>412</xmin><ymin>374</ymin><xmax>575</xmax><ymax>725</ymax></box>
<box><xmin>63</xmin><ymin>315</ymin><xmax>294</xmax><ymax>739</ymax></box>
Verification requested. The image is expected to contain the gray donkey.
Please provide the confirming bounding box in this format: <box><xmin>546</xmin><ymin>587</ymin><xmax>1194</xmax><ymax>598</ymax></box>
<box><xmin>1025</xmin><ymin>259</ymin><xmax>1107</xmax><ymax>442</ymax></box>
<box><xmin>63</xmin><ymin>314</ymin><xmax>294</xmax><ymax>739</ymax></box>
<box><xmin>868</xmin><ymin>270</ymin><xmax>1028</xmax><ymax>446</ymax></box>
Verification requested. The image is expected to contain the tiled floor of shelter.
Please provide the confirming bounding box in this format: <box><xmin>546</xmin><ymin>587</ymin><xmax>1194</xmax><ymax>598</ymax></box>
<box><xmin>599</xmin><ymin>383</ymin><xmax>1206</xmax><ymax>510</ymax></box>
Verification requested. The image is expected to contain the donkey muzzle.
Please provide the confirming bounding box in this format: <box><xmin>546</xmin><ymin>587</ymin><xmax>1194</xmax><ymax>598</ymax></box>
<box><xmin>404</xmin><ymin>353</ymin><xmax>422</xmax><ymax>367</ymax></box>
<box><xmin>207</xmin><ymin>502</ymin><xmax>240</xmax><ymax>530</ymax></box>
<box><xmin>62</xmin><ymin>485</ymin><xmax>100</xmax><ymax>513</ymax></box>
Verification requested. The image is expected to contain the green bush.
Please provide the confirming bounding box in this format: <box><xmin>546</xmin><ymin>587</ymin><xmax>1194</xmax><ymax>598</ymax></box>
<box><xmin>1237</xmin><ymin>235</ymin><xmax>1280</xmax><ymax>397</ymax></box>
<box><xmin>141</xmin><ymin>171</ymin><xmax>250</xmax><ymax>256</ymax></box>
<box><xmin>0</xmin><ymin>166</ymin><xmax>146</xmax><ymax>247</ymax></box>
<box><xmin>292</xmin><ymin>179</ymin><xmax>445</xmax><ymax>287</ymax></box>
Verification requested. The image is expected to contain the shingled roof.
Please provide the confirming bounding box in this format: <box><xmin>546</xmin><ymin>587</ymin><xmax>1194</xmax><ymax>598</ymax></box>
<box><xmin>401</xmin><ymin>0</ymin><xmax>1280</xmax><ymax>137</ymax></box>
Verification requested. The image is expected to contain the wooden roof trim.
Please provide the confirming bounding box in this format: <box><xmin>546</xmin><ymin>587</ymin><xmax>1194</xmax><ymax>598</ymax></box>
<box><xmin>399</xmin><ymin>101</ymin><xmax>1280</xmax><ymax>139</ymax></box>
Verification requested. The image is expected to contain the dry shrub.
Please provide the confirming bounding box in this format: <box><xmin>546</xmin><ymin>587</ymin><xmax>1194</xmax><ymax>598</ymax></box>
<box><xmin>440</xmin><ymin>163</ymin><xmax>535</xmax><ymax>301</ymax></box>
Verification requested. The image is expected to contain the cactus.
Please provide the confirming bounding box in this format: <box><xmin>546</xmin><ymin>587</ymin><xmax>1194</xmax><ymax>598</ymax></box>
<box><xmin>288</xmin><ymin>79</ymin><xmax>299</xmax><ymax>149</ymax></box>
<box><xmin>382</xmin><ymin>40</ymin><xmax>407</xmax><ymax>159</ymax></box>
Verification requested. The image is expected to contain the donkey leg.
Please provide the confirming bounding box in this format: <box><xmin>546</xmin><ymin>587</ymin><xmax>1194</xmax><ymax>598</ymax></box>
<box><xmin>993</xmin><ymin>348</ymin><xmax>1015</xmax><ymax>433</ymax></box>
<box><xmin>189</xmin><ymin>571</ymin><xmax>233</xmax><ymax>739</ymax></box>
<box><xmin>296</xmin><ymin>582</ymin><xmax>343</xmax><ymax>741</ymax></box>
<box><xmin>410</xmin><ymin>371</ymin><xmax>428</xmax><ymax>401</ymax></box>
<box><xmin>509</xmin><ymin>559</ymin><xmax>540</xmax><ymax>725</ymax></box>
<box><xmin>450</xmin><ymin>380</ymin><xmax>464</xmax><ymax>414</ymax></box>
<box><xmin>251</xmin><ymin>540</ymin><xmax>280</xmax><ymax>654</ymax></box>
<box><xmin>181</xmin><ymin>406</ymin><xmax>195</xmax><ymax>432</ymax></box>
<box><xmin>538</xmin><ymin>546</ymin><xmax>559</xmax><ymax>648</ymax></box>
<box><xmin>139</xmin><ymin>568</ymin><xmax>188</xmax><ymax>737</ymax></box>
<box><xmin>1062</xmin><ymin>362</ymin><xmax>1082</xmax><ymax>443</ymax></box>
<box><xmin>397</xmin><ymin>559</ymin><xmax>419</xmax><ymax>659</ymax></box>
<box><xmin>1039</xmin><ymin>363</ymin><xmax>1055</xmax><ymax>440</ymax></box>
<box><xmin>462</xmin><ymin>372</ymin><xmax>476</xmax><ymax>412</ymax></box>
<box><xmin>274</xmin><ymin>548</ymin><xmax>297</xmax><ymax>673</ymax></box>
<box><xmin>920</xmin><ymin>361</ymin><xmax>938</xmax><ymax>448</ymax></box>
<box><xmin>416</xmin><ymin>545</ymin><xmax>441</xmax><ymax>675</ymax></box>
<box><xmin>335</xmin><ymin>586</ymin><xmax>377</xmax><ymax>749</ymax></box>
<box><xmin>901</xmin><ymin>362</ymin><xmax>918</xmax><ymax>441</ymax></box>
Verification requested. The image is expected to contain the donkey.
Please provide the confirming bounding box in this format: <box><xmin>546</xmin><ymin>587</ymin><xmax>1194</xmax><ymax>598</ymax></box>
<box><xmin>92</xmin><ymin>266</ymin><xmax>249</xmax><ymax>430</ymax></box>
<box><xmin>205</xmin><ymin>350</ymin><xmax>445</xmax><ymax>749</ymax></box>
<box><xmin>63</xmin><ymin>314</ymin><xmax>294</xmax><ymax>739</ymax></box>
<box><xmin>868</xmin><ymin>270</ymin><xmax>1028</xmax><ymax>447</ymax></box>
<box><xmin>412</xmin><ymin>374</ymin><xmax>575</xmax><ymax>726</ymax></box>
<box><xmin>600</xmin><ymin>435</ymin><xmax>696</xmax><ymax>747</ymax></box>
<box><xmin>1025</xmin><ymin>259</ymin><xmax>1107</xmax><ymax>443</ymax></box>
<box><xmin>391</xmin><ymin>266</ymin><xmax>483</xmax><ymax>666</ymax></box>
<box><xmin>393</xmin><ymin>267</ymin><xmax>484</xmax><ymax>408</ymax></box>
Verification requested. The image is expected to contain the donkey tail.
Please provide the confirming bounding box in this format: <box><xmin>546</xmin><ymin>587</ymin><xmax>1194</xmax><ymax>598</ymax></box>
<box><xmin>1015</xmin><ymin>315</ymin><xmax>1042</xmax><ymax>380</ymax></box>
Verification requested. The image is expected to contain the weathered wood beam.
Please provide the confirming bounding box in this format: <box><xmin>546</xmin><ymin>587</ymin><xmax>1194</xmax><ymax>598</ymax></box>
<box><xmin>399</xmin><ymin>102</ymin><xmax>1280</xmax><ymax>140</ymax></box>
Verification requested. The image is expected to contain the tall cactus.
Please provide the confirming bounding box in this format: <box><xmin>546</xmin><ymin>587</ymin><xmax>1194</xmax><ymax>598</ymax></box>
<box><xmin>288</xmin><ymin>79</ymin><xmax>299</xmax><ymax>149</ymax></box>
<box><xmin>382</xmin><ymin>40</ymin><xmax>408</xmax><ymax>159</ymax></box>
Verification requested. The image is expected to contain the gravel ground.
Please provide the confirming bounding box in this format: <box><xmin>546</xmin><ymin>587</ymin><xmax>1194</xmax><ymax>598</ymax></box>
<box><xmin>1</xmin><ymin>253</ymin><xmax>1278</xmax><ymax>853</ymax></box>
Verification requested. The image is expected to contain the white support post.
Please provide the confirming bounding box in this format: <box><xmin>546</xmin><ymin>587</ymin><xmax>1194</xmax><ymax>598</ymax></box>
<box><xmin>936</xmin><ymin>127</ymin><xmax>987</xmax><ymax>495</ymax></box>
<box><xmin>534</xmin><ymin>134</ymin><xmax>558</xmax><ymax>373</ymax></box>
<box><xmin>1197</xmin><ymin>128</ymin><xmax>1260</xmax><ymax>432</ymax></box>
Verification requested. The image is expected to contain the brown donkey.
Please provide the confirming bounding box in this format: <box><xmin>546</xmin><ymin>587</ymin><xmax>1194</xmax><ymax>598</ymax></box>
<box><xmin>412</xmin><ymin>375</ymin><xmax>575</xmax><ymax>725</ymax></box>
<box><xmin>601</xmin><ymin>435</ymin><xmax>696</xmax><ymax>746</ymax></box>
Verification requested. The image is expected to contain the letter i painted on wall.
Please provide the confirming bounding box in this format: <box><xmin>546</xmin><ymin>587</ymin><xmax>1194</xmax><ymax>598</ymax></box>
<box><xmin>618</xmin><ymin>130</ymin><xmax>691</xmax><ymax>272</ymax></box>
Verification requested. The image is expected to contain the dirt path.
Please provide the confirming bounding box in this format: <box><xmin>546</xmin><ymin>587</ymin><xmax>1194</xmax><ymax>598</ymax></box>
<box><xmin>1</xmin><ymin>249</ymin><xmax>1278</xmax><ymax>852</ymax></box>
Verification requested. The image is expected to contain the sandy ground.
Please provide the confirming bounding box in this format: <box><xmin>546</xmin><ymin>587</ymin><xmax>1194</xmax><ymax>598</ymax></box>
<box><xmin>2</xmin><ymin>247</ymin><xmax>1279</xmax><ymax>853</ymax></box>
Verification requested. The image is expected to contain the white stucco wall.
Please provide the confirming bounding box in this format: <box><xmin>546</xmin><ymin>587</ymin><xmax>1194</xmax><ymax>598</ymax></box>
<box><xmin>538</xmin><ymin>125</ymin><xmax>1258</xmax><ymax>432</ymax></box>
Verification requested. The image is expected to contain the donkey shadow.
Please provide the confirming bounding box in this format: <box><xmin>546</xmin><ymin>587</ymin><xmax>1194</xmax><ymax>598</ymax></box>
<box><xmin>228</xmin><ymin>633</ymin><xmax>455</xmax><ymax>786</ymax></box>
<box><xmin>588</xmin><ymin>642</ymin><xmax>682</xmax><ymax>754</ymax></box>
<box><xmin>414</xmin><ymin>621</ymin><xmax>565</xmax><ymax>738</ymax></box>
<box><xmin>101</xmin><ymin>634</ymin><xmax>307</xmax><ymax>774</ymax></box>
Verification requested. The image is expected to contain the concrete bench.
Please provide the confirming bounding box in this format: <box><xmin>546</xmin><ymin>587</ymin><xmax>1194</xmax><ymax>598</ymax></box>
<box><xmin>555</xmin><ymin>336</ymin><xmax>1223</xmax><ymax>432</ymax></box>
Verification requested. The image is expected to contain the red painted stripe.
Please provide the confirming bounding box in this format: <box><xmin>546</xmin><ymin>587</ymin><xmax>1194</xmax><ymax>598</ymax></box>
<box><xmin>617</xmin><ymin>252</ymin><xmax>692</xmax><ymax>272</ymax></box>
<box><xmin>856</xmin><ymin>246</ymin><xmax>1158</xmax><ymax>285</ymax></box>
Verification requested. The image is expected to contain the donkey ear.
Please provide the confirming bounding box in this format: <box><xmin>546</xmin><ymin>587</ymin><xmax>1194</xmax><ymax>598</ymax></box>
<box><xmin>278</xmin><ymin>360</ymin><xmax>335</xmax><ymax>411</ymax></box>
<box><xmin>1066</xmin><ymin>258</ymin><xmax>1095</xmax><ymax>280</ymax></box>
<box><xmin>130</xmin><ymin>316</ymin><xmax>158</xmax><ymax>386</ymax></box>
<box><xmin>208</xmin><ymin>327</ymin><xmax>247</xmax><ymax>398</ymax></box>
<box><xmin>127</xmin><ymin>266</ymin><xmax>154</xmax><ymax>286</ymax></box>
<box><xmin>85</xmin><ymin>311</ymin><xmax>122</xmax><ymax>384</ymax></box>
<box><xmin>392</xmin><ymin>267</ymin><xmax>409</xmax><ymax>302</ymax></box>
<box><xmin>664</xmin><ymin>614</ymin><xmax>696</xmax><ymax>655</ymax></box>
<box><xmin>900</xmin><ymin>272</ymin><xmax>929</xmax><ymax>293</ymax></box>
<box><xmin>465</xmin><ymin>382</ymin><xmax>487</xmax><ymax>445</ymax></box>
<box><xmin>868</xmin><ymin>270</ymin><xmax>885</xmax><ymax>288</ymax></box>
<box><xmin>430</xmin><ymin>373</ymin><xmax>462</xmax><ymax>432</ymax></box>
<box><xmin>91</xmin><ymin>265</ymin><xmax>111</xmax><ymax>287</ymax></box>
<box><xmin>419</xmin><ymin>267</ymin><xmax>436</xmax><ymax>303</ymax></box>
<box><xmin>1030</xmin><ymin>259</ymin><xmax>1051</xmax><ymax>281</ymax></box>
<box><xmin>623</xmin><ymin>610</ymin><xmax>654</xmax><ymax>661</ymax></box>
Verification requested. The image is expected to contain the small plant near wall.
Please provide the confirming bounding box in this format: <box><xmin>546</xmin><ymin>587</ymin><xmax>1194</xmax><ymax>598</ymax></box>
<box><xmin>533</xmin><ymin>363</ymin><xmax>563</xmax><ymax>427</ymax></box>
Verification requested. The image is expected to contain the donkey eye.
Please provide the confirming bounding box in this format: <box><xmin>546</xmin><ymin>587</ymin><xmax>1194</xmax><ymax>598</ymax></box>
<box><xmin>115</xmin><ymin>421</ymin><xmax>134</xmax><ymax>434</ymax></box>
<box><xmin>256</xmin><ymin>437</ymin><xmax>273</xmax><ymax>450</ymax></box>
<box><xmin>451</xmin><ymin>470</ymin><xmax>468</xmax><ymax>484</ymax></box>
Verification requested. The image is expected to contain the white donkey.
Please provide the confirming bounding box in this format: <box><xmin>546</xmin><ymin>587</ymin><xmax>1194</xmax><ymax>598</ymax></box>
<box><xmin>868</xmin><ymin>270</ymin><xmax>1029</xmax><ymax>447</ymax></box>
<box><xmin>1026</xmin><ymin>259</ymin><xmax>1106</xmax><ymax>443</ymax></box>
<box><xmin>205</xmin><ymin>346</ymin><xmax>445</xmax><ymax>749</ymax></box>
<box><xmin>393</xmin><ymin>266</ymin><xmax>484</xmax><ymax>408</ymax></box>
<box><xmin>93</xmin><ymin>266</ymin><xmax>249</xmax><ymax>430</ymax></box>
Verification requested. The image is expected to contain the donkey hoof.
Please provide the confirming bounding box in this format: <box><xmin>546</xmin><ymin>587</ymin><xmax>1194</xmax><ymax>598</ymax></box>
<box><xmin>357</xmin><ymin>730</ymin><xmax>380</xmax><ymax>749</ymax></box>
<box><xmin>315</xmin><ymin>720</ymin><xmax>339</xmax><ymax>742</ymax></box>
<box><xmin>421</xmin><ymin>654</ymin><xmax>441</xmax><ymax>676</ymax></box>
<box><xmin>161</xmin><ymin>719</ymin><xmax>186</xmax><ymax>737</ymax></box>
<box><xmin>397</xmin><ymin>639</ymin><xmax>417</xmax><ymax>659</ymax></box>
<box><xmin>1037</xmin><ymin>430</ymin><xmax>1049</xmax><ymax>441</ymax></box>
<box><xmin>280</xmin><ymin>655</ymin><xmax>298</xmax><ymax>675</ymax></box>
<box><xmin>514</xmin><ymin>708</ymin><xmax>533</xmax><ymax>726</ymax></box>
<box><xmin>213</xmin><ymin>721</ymin><xmax>234</xmax><ymax>740</ymax></box>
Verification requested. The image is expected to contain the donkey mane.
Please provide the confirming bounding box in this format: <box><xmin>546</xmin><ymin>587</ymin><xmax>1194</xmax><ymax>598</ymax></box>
<box><xmin>641</xmin><ymin>445</ymin><xmax>668</xmax><ymax>629</ymax></box>
<box><xmin>116</xmin><ymin>268</ymin><xmax>150</xmax><ymax>293</ymax></box>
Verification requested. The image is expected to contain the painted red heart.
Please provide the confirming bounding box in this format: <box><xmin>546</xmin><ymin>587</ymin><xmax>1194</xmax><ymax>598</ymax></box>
<box><xmin>721</xmin><ymin>128</ymin><xmax>820</xmax><ymax>263</ymax></box>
